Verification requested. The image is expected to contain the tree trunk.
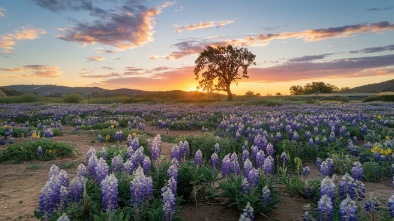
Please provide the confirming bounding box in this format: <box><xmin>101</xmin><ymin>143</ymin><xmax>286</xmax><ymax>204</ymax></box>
<box><xmin>226</xmin><ymin>87</ymin><xmax>233</xmax><ymax>101</ymax></box>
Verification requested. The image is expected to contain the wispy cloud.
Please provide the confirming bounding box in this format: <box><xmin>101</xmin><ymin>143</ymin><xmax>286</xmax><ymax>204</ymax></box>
<box><xmin>350</xmin><ymin>44</ymin><xmax>394</xmax><ymax>54</ymax></box>
<box><xmin>0</xmin><ymin>26</ymin><xmax>46</xmax><ymax>53</ymax></box>
<box><xmin>95</xmin><ymin>48</ymin><xmax>114</xmax><ymax>53</ymax></box>
<box><xmin>80</xmin><ymin>72</ymin><xmax>121</xmax><ymax>78</ymax></box>
<box><xmin>56</xmin><ymin>1</ymin><xmax>174</xmax><ymax>49</ymax></box>
<box><xmin>1</xmin><ymin>65</ymin><xmax>62</xmax><ymax>77</ymax></box>
<box><xmin>175</xmin><ymin>19</ymin><xmax>235</xmax><ymax>33</ymax></box>
<box><xmin>288</xmin><ymin>53</ymin><xmax>334</xmax><ymax>62</ymax></box>
<box><xmin>87</xmin><ymin>56</ymin><xmax>105</xmax><ymax>62</ymax></box>
<box><xmin>247</xmin><ymin>54</ymin><xmax>394</xmax><ymax>82</ymax></box>
<box><xmin>152</xmin><ymin>21</ymin><xmax>394</xmax><ymax>59</ymax></box>
<box><xmin>366</xmin><ymin>6</ymin><xmax>394</xmax><ymax>11</ymax></box>
<box><xmin>0</xmin><ymin>7</ymin><xmax>5</xmax><ymax>17</ymax></box>
<box><xmin>125</xmin><ymin>67</ymin><xmax>144</xmax><ymax>72</ymax></box>
<box><xmin>100</xmin><ymin>66</ymin><xmax>113</xmax><ymax>70</ymax></box>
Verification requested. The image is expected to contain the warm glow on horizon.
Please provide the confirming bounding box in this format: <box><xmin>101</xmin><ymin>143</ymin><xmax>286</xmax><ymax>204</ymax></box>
<box><xmin>0</xmin><ymin>1</ymin><xmax>393</xmax><ymax>94</ymax></box>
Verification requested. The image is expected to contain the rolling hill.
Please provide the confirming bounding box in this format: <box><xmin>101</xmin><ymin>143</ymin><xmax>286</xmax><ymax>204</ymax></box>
<box><xmin>347</xmin><ymin>79</ymin><xmax>394</xmax><ymax>93</ymax></box>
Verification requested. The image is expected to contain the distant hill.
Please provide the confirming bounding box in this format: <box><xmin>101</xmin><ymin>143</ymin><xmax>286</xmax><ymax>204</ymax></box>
<box><xmin>3</xmin><ymin>85</ymin><xmax>150</xmax><ymax>97</ymax></box>
<box><xmin>347</xmin><ymin>79</ymin><xmax>394</xmax><ymax>93</ymax></box>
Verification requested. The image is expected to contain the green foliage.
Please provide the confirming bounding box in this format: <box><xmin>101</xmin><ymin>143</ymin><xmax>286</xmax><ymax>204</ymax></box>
<box><xmin>283</xmin><ymin>176</ymin><xmax>321</xmax><ymax>203</ymax></box>
<box><xmin>0</xmin><ymin>138</ymin><xmax>78</xmax><ymax>163</ymax></box>
<box><xmin>331</xmin><ymin>153</ymin><xmax>357</xmax><ymax>175</ymax></box>
<box><xmin>19</xmin><ymin>93</ymin><xmax>40</xmax><ymax>103</ymax></box>
<box><xmin>363</xmin><ymin>162</ymin><xmax>383</xmax><ymax>182</ymax></box>
<box><xmin>219</xmin><ymin>174</ymin><xmax>279</xmax><ymax>217</ymax></box>
<box><xmin>290</xmin><ymin>81</ymin><xmax>339</xmax><ymax>95</ymax></box>
<box><xmin>63</xmin><ymin>93</ymin><xmax>83</xmax><ymax>103</ymax></box>
<box><xmin>59</xmin><ymin>161</ymin><xmax>76</xmax><ymax>169</ymax></box>
<box><xmin>363</xmin><ymin>95</ymin><xmax>394</xmax><ymax>102</ymax></box>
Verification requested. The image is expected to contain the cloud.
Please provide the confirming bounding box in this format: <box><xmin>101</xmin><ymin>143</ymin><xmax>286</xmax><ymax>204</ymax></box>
<box><xmin>152</xmin><ymin>21</ymin><xmax>394</xmax><ymax>59</ymax></box>
<box><xmin>80</xmin><ymin>72</ymin><xmax>121</xmax><ymax>78</ymax></box>
<box><xmin>125</xmin><ymin>66</ymin><xmax>144</xmax><ymax>71</ymax></box>
<box><xmin>288</xmin><ymin>53</ymin><xmax>334</xmax><ymax>62</ymax></box>
<box><xmin>87</xmin><ymin>66</ymin><xmax>195</xmax><ymax>90</ymax></box>
<box><xmin>0</xmin><ymin>7</ymin><xmax>5</xmax><ymax>17</ymax></box>
<box><xmin>175</xmin><ymin>19</ymin><xmax>235</xmax><ymax>33</ymax></box>
<box><xmin>247</xmin><ymin>54</ymin><xmax>394</xmax><ymax>82</ymax></box>
<box><xmin>101</xmin><ymin>66</ymin><xmax>113</xmax><ymax>70</ymax></box>
<box><xmin>57</xmin><ymin>1</ymin><xmax>173</xmax><ymax>49</ymax></box>
<box><xmin>1</xmin><ymin>65</ymin><xmax>62</xmax><ymax>77</ymax></box>
<box><xmin>87</xmin><ymin>56</ymin><xmax>105</xmax><ymax>61</ymax></box>
<box><xmin>95</xmin><ymin>48</ymin><xmax>114</xmax><ymax>53</ymax></box>
<box><xmin>366</xmin><ymin>6</ymin><xmax>393</xmax><ymax>11</ymax></box>
<box><xmin>0</xmin><ymin>26</ymin><xmax>46</xmax><ymax>53</ymax></box>
<box><xmin>32</xmin><ymin>0</ymin><xmax>95</xmax><ymax>12</ymax></box>
<box><xmin>350</xmin><ymin>44</ymin><xmax>394</xmax><ymax>54</ymax></box>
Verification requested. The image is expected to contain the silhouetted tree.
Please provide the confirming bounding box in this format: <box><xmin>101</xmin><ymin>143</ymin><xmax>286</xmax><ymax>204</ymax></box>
<box><xmin>290</xmin><ymin>85</ymin><xmax>304</xmax><ymax>95</ymax></box>
<box><xmin>245</xmin><ymin>90</ymin><xmax>254</xmax><ymax>96</ymax></box>
<box><xmin>290</xmin><ymin>82</ymin><xmax>339</xmax><ymax>95</ymax></box>
<box><xmin>194</xmin><ymin>45</ymin><xmax>256</xmax><ymax>101</ymax></box>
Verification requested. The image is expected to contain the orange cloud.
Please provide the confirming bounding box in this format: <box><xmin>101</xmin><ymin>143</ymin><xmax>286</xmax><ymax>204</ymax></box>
<box><xmin>0</xmin><ymin>26</ymin><xmax>46</xmax><ymax>53</ymax></box>
<box><xmin>87</xmin><ymin>56</ymin><xmax>105</xmax><ymax>62</ymax></box>
<box><xmin>175</xmin><ymin>20</ymin><xmax>235</xmax><ymax>33</ymax></box>
<box><xmin>1</xmin><ymin>65</ymin><xmax>62</xmax><ymax>78</ymax></box>
<box><xmin>153</xmin><ymin>21</ymin><xmax>394</xmax><ymax>59</ymax></box>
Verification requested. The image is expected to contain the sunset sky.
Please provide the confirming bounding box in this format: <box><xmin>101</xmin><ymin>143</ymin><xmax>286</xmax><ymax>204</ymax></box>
<box><xmin>1</xmin><ymin>0</ymin><xmax>394</xmax><ymax>95</ymax></box>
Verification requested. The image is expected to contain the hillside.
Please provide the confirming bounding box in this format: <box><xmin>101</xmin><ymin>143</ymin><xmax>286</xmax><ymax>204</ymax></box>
<box><xmin>347</xmin><ymin>79</ymin><xmax>394</xmax><ymax>93</ymax></box>
<box><xmin>3</xmin><ymin>85</ymin><xmax>150</xmax><ymax>97</ymax></box>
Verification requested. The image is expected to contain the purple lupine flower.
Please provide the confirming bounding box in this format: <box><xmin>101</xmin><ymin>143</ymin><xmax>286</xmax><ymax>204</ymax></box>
<box><xmin>263</xmin><ymin>156</ymin><xmax>274</xmax><ymax>175</ymax></box>
<box><xmin>101</xmin><ymin>147</ymin><xmax>107</xmax><ymax>161</ymax></box>
<box><xmin>101</xmin><ymin>174</ymin><xmax>118</xmax><ymax>211</ymax></box>
<box><xmin>314</xmin><ymin>137</ymin><xmax>320</xmax><ymax>145</ymax></box>
<box><xmin>351</xmin><ymin>161</ymin><xmax>363</xmax><ymax>181</ymax></box>
<box><xmin>316</xmin><ymin>157</ymin><xmax>322</xmax><ymax>170</ymax></box>
<box><xmin>76</xmin><ymin>163</ymin><xmax>88</xmax><ymax>178</ymax></box>
<box><xmin>302</xmin><ymin>166</ymin><xmax>310</xmax><ymax>177</ymax></box>
<box><xmin>239</xmin><ymin>202</ymin><xmax>254</xmax><ymax>221</ymax></box>
<box><xmin>123</xmin><ymin>159</ymin><xmax>135</xmax><ymax>175</ymax></box>
<box><xmin>88</xmin><ymin>154</ymin><xmax>99</xmax><ymax>179</ymax></box>
<box><xmin>251</xmin><ymin>145</ymin><xmax>258</xmax><ymax>161</ymax></box>
<box><xmin>37</xmin><ymin>146</ymin><xmax>43</xmax><ymax>157</ymax></box>
<box><xmin>210</xmin><ymin>152</ymin><xmax>219</xmax><ymax>169</ymax></box>
<box><xmin>339</xmin><ymin>196</ymin><xmax>358</xmax><ymax>221</ymax></box>
<box><xmin>247</xmin><ymin>168</ymin><xmax>259</xmax><ymax>187</ymax></box>
<box><xmin>162</xmin><ymin>186</ymin><xmax>175</xmax><ymax>221</ymax></box>
<box><xmin>354</xmin><ymin>180</ymin><xmax>365</xmax><ymax>201</ymax></box>
<box><xmin>59</xmin><ymin>186</ymin><xmax>69</xmax><ymax>208</ymax></box>
<box><xmin>151</xmin><ymin>135</ymin><xmax>161</xmax><ymax>161</ymax></box>
<box><xmin>194</xmin><ymin>149</ymin><xmax>203</xmax><ymax>166</ymax></box>
<box><xmin>130</xmin><ymin>137</ymin><xmax>140</xmax><ymax>151</ymax></box>
<box><xmin>167</xmin><ymin>164</ymin><xmax>178</xmax><ymax>181</ymax></box>
<box><xmin>364</xmin><ymin>142</ymin><xmax>373</xmax><ymax>149</ymax></box>
<box><xmin>58</xmin><ymin>169</ymin><xmax>69</xmax><ymax>187</ymax></box>
<box><xmin>214</xmin><ymin>143</ymin><xmax>220</xmax><ymax>154</ymax></box>
<box><xmin>275</xmin><ymin>132</ymin><xmax>282</xmax><ymax>141</ymax></box>
<box><xmin>242</xmin><ymin>149</ymin><xmax>249</xmax><ymax>163</ymax></box>
<box><xmin>168</xmin><ymin>176</ymin><xmax>177</xmax><ymax>196</ymax></box>
<box><xmin>231</xmin><ymin>152</ymin><xmax>240</xmax><ymax>176</ymax></box>
<box><xmin>111</xmin><ymin>155</ymin><xmax>124</xmax><ymax>173</ymax></box>
<box><xmin>130</xmin><ymin>167</ymin><xmax>153</xmax><ymax>205</ymax></box>
<box><xmin>321</xmin><ymin>129</ymin><xmax>326</xmax><ymax>136</ymax></box>
<box><xmin>262</xmin><ymin>186</ymin><xmax>270</xmax><ymax>206</ymax></box>
<box><xmin>280</xmin><ymin>152</ymin><xmax>288</xmax><ymax>164</ymax></box>
<box><xmin>338</xmin><ymin>173</ymin><xmax>356</xmax><ymax>201</ymax></box>
<box><xmin>143</xmin><ymin>156</ymin><xmax>151</xmax><ymax>173</ymax></box>
<box><xmin>39</xmin><ymin>175</ymin><xmax>61</xmax><ymax>216</ymax></box>
<box><xmin>95</xmin><ymin>158</ymin><xmax>109</xmax><ymax>184</ymax></box>
<box><xmin>254</xmin><ymin>134</ymin><xmax>264</xmax><ymax>151</ymax></box>
<box><xmin>241</xmin><ymin>177</ymin><xmax>250</xmax><ymax>194</ymax></box>
<box><xmin>318</xmin><ymin>195</ymin><xmax>334</xmax><ymax>221</ymax></box>
<box><xmin>171</xmin><ymin>158</ymin><xmax>179</xmax><ymax>168</ymax></box>
<box><xmin>222</xmin><ymin>154</ymin><xmax>231</xmax><ymax>177</ymax></box>
<box><xmin>255</xmin><ymin>150</ymin><xmax>265</xmax><ymax>168</ymax></box>
<box><xmin>320</xmin><ymin>177</ymin><xmax>336</xmax><ymax>204</ymax></box>
<box><xmin>133</xmin><ymin>147</ymin><xmax>145</xmax><ymax>166</ymax></box>
<box><xmin>126</xmin><ymin>146</ymin><xmax>134</xmax><ymax>159</ymax></box>
<box><xmin>319</xmin><ymin>158</ymin><xmax>334</xmax><ymax>177</ymax></box>
<box><xmin>57</xmin><ymin>213</ymin><xmax>70</xmax><ymax>221</ymax></box>
<box><xmin>308</xmin><ymin>138</ymin><xmax>314</xmax><ymax>146</ymax></box>
<box><xmin>305</xmin><ymin>131</ymin><xmax>311</xmax><ymax>140</ymax></box>
<box><xmin>86</xmin><ymin>147</ymin><xmax>96</xmax><ymax>162</ymax></box>
<box><xmin>388</xmin><ymin>194</ymin><xmax>394</xmax><ymax>218</ymax></box>
<box><xmin>114</xmin><ymin>130</ymin><xmax>123</xmax><ymax>142</ymax></box>
<box><xmin>243</xmin><ymin>159</ymin><xmax>253</xmax><ymax>178</ymax></box>
<box><xmin>69</xmin><ymin>176</ymin><xmax>86</xmax><ymax>202</ymax></box>
<box><xmin>329</xmin><ymin>132</ymin><xmax>335</xmax><ymax>142</ymax></box>
<box><xmin>380</xmin><ymin>154</ymin><xmax>386</xmax><ymax>162</ymax></box>
<box><xmin>313</xmin><ymin>127</ymin><xmax>319</xmax><ymax>135</ymax></box>
<box><xmin>170</xmin><ymin>145</ymin><xmax>180</xmax><ymax>161</ymax></box>
<box><xmin>183</xmin><ymin>140</ymin><xmax>190</xmax><ymax>158</ymax></box>
<box><xmin>266</xmin><ymin>143</ymin><xmax>274</xmax><ymax>157</ymax></box>
<box><xmin>365</xmin><ymin>193</ymin><xmax>380</xmax><ymax>217</ymax></box>
<box><xmin>305</xmin><ymin>180</ymin><xmax>316</xmax><ymax>199</ymax></box>
<box><xmin>292</xmin><ymin>131</ymin><xmax>299</xmax><ymax>141</ymax></box>
<box><xmin>49</xmin><ymin>164</ymin><xmax>60</xmax><ymax>177</ymax></box>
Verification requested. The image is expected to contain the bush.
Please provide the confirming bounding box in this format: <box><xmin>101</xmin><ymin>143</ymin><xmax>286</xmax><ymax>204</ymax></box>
<box><xmin>63</xmin><ymin>93</ymin><xmax>83</xmax><ymax>103</ymax></box>
<box><xmin>0</xmin><ymin>138</ymin><xmax>78</xmax><ymax>163</ymax></box>
<box><xmin>19</xmin><ymin>93</ymin><xmax>40</xmax><ymax>103</ymax></box>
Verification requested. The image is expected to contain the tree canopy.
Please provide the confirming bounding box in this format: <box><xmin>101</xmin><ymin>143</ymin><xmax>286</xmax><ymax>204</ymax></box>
<box><xmin>289</xmin><ymin>81</ymin><xmax>349</xmax><ymax>95</ymax></box>
<box><xmin>194</xmin><ymin>45</ymin><xmax>256</xmax><ymax>101</ymax></box>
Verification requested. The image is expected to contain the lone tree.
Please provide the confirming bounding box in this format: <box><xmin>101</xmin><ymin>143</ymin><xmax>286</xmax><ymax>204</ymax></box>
<box><xmin>194</xmin><ymin>45</ymin><xmax>256</xmax><ymax>101</ymax></box>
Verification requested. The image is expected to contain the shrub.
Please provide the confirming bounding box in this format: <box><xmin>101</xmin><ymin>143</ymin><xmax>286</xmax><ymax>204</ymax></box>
<box><xmin>0</xmin><ymin>138</ymin><xmax>78</xmax><ymax>163</ymax></box>
<box><xmin>63</xmin><ymin>93</ymin><xmax>83</xmax><ymax>103</ymax></box>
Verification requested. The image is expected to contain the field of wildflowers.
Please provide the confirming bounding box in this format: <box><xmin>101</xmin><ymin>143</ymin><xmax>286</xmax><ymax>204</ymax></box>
<box><xmin>1</xmin><ymin>102</ymin><xmax>394</xmax><ymax>220</ymax></box>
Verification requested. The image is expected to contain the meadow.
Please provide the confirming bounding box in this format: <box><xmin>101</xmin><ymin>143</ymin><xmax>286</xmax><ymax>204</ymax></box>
<box><xmin>1</xmin><ymin>101</ymin><xmax>394</xmax><ymax>221</ymax></box>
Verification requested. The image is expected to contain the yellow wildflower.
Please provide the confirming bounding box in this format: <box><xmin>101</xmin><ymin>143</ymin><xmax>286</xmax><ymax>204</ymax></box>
<box><xmin>386</xmin><ymin>148</ymin><xmax>392</xmax><ymax>155</ymax></box>
<box><xmin>380</xmin><ymin>150</ymin><xmax>385</xmax><ymax>155</ymax></box>
<box><xmin>371</xmin><ymin>146</ymin><xmax>380</xmax><ymax>153</ymax></box>
<box><xmin>386</xmin><ymin>136</ymin><xmax>390</xmax><ymax>140</ymax></box>
<box><xmin>132</xmin><ymin>132</ymin><xmax>137</xmax><ymax>137</ymax></box>
<box><xmin>111</xmin><ymin>125</ymin><xmax>114</xmax><ymax>129</ymax></box>
<box><xmin>106</xmin><ymin>135</ymin><xmax>110</xmax><ymax>141</ymax></box>
<box><xmin>377</xmin><ymin>115</ymin><xmax>381</xmax><ymax>119</ymax></box>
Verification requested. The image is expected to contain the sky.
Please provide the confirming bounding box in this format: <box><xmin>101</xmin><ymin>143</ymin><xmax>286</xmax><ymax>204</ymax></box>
<box><xmin>1</xmin><ymin>0</ymin><xmax>394</xmax><ymax>95</ymax></box>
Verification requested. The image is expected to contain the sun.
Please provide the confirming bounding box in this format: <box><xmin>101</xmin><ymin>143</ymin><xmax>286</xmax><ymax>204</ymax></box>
<box><xmin>185</xmin><ymin>86</ymin><xmax>203</xmax><ymax>92</ymax></box>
